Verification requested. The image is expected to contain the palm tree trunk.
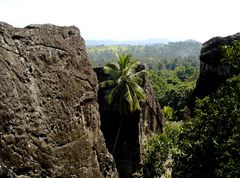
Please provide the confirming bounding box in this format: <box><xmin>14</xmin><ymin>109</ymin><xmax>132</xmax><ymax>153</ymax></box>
<box><xmin>112</xmin><ymin>118</ymin><xmax>123</xmax><ymax>155</ymax></box>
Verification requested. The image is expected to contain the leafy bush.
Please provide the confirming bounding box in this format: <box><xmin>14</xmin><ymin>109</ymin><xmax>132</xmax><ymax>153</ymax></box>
<box><xmin>149</xmin><ymin>67</ymin><xmax>197</xmax><ymax>120</ymax></box>
<box><xmin>222</xmin><ymin>40</ymin><xmax>240</xmax><ymax>70</ymax></box>
<box><xmin>143</xmin><ymin>121</ymin><xmax>183</xmax><ymax>177</ymax></box>
<box><xmin>162</xmin><ymin>106</ymin><xmax>174</xmax><ymax>121</ymax></box>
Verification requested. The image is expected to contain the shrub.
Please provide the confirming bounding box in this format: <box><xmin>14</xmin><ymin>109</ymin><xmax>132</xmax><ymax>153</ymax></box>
<box><xmin>143</xmin><ymin>121</ymin><xmax>183</xmax><ymax>177</ymax></box>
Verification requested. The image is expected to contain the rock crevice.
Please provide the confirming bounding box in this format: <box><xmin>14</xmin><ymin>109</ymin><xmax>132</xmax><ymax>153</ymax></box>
<box><xmin>95</xmin><ymin>66</ymin><xmax>164</xmax><ymax>178</ymax></box>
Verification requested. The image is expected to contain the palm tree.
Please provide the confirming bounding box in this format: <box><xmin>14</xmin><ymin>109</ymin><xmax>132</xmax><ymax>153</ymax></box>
<box><xmin>99</xmin><ymin>53</ymin><xmax>148</xmax><ymax>154</ymax></box>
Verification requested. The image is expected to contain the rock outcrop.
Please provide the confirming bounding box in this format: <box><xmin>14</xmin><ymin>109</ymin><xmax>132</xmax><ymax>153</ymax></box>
<box><xmin>193</xmin><ymin>33</ymin><xmax>240</xmax><ymax>99</ymax></box>
<box><xmin>0</xmin><ymin>22</ymin><xmax>118</xmax><ymax>177</ymax></box>
<box><xmin>95</xmin><ymin>66</ymin><xmax>164</xmax><ymax>178</ymax></box>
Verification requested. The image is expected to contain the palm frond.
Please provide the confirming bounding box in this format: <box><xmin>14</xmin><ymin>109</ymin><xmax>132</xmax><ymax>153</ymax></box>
<box><xmin>103</xmin><ymin>63</ymin><xmax>120</xmax><ymax>79</ymax></box>
<box><xmin>123</xmin><ymin>54</ymin><xmax>132</xmax><ymax>68</ymax></box>
<box><xmin>99</xmin><ymin>80</ymin><xmax>116</xmax><ymax>88</ymax></box>
<box><xmin>117</xmin><ymin>53</ymin><xmax>132</xmax><ymax>71</ymax></box>
<box><xmin>124</xmin><ymin>84</ymin><xmax>134</xmax><ymax>112</ymax></box>
<box><xmin>105</xmin><ymin>84</ymin><xmax>122</xmax><ymax>105</ymax></box>
<box><xmin>125</xmin><ymin>59</ymin><xmax>141</xmax><ymax>76</ymax></box>
<box><xmin>132</xmin><ymin>91</ymin><xmax>141</xmax><ymax>111</ymax></box>
<box><xmin>129</xmin><ymin>70</ymin><xmax>148</xmax><ymax>80</ymax></box>
<box><xmin>102</xmin><ymin>52</ymin><xmax>147</xmax><ymax>115</ymax></box>
<box><xmin>117</xmin><ymin>53</ymin><xmax>124</xmax><ymax>70</ymax></box>
<box><xmin>105</xmin><ymin>63</ymin><xmax>119</xmax><ymax>71</ymax></box>
<box><xmin>129</xmin><ymin>81</ymin><xmax>146</xmax><ymax>101</ymax></box>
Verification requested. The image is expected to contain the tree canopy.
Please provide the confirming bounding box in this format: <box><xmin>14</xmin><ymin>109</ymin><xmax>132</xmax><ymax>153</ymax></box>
<box><xmin>100</xmin><ymin>53</ymin><xmax>148</xmax><ymax>115</ymax></box>
<box><xmin>142</xmin><ymin>40</ymin><xmax>240</xmax><ymax>177</ymax></box>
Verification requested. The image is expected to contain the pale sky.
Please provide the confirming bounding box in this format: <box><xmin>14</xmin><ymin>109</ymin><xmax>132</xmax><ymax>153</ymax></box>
<box><xmin>0</xmin><ymin>0</ymin><xmax>240</xmax><ymax>42</ymax></box>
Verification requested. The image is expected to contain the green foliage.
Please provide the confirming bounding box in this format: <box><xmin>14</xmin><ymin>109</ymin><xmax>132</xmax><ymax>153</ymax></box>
<box><xmin>87</xmin><ymin>41</ymin><xmax>201</xmax><ymax>69</ymax></box>
<box><xmin>143</xmin><ymin>121</ymin><xmax>183</xmax><ymax>178</ymax></box>
<box><xmin>162</xmin><ymin>106</ymin><xmax>174</xmax><ymax>121</ymax></box>
<box><xmin>100</xmin><ymin>53</ymin><xmax>148</xmax><ymax>155</ymax></box>
<box><xmin>172</xmin><ymin>76</ymin><xmax>240</xmax><ymax>177</ymax></box>
<box><xmin>222</xmin><ymin>40</ymin><xmax>240</xmax><ymax>70</ymax></box>
<box><xmin>143</xmin><ymin>40</ymin><xmax>240</xmax><ymax>178</ymax></box>
<box><xmin>100</xmin><ymin>53</ymin><xmax>147</xmax><ymax>115</ymax></box>
<box><xmin>143</xmin><ymin>76</ymin><xmax>240</xmax><ymax>178</ymax></box>
<box><xmin>169</xmin><ymin>40</ymin><xmax>240</xmax><ymax>177</ymax></box>
<box><xmin>149</xmin><ymin>66</ymin><xmax>198</xmax><ymax>120</ymax></box>
<box><xmin>89</xmin><ymin>42</ymin><xmax>200</xmax><ymax>121</ymax></box>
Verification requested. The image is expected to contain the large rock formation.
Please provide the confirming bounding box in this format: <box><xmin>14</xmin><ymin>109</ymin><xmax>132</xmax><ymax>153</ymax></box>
<box><xmin>0</xmin><ymin>22</ymin><xmax>118</xmax><ymax>177</ymax></box>
<box><xmin>95</xmin><ymin>66</ymin><xmax>164</xmax><ymax>178</ymax></box>
<box><xmin>193</xmin><ymin>33</ymin><xmax>240</xmax><ymax>99</ymax></box>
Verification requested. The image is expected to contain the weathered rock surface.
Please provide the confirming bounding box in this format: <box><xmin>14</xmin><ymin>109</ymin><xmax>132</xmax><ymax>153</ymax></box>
<box><xmin>0</xmin><ymin>22</ymin><xmax>118</xmax><ymax>177</ymax></box>
<box><xmin>95</xmin><ymin>66</ymin><xmax>164</xmax><ymax>178</ymax></box>
<box><xmin>193</xmin><ymin>33</ymin><xmax>240</xmax><ymax>99</ymax></box>
<box><xmin>139</xmin><ymin>75</ymin><xmax>164</xmax><ymax>148</ymax></box>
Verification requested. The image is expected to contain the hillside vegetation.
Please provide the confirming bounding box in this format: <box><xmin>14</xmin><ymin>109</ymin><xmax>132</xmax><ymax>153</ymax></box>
<box><xmin>89</xmin><ymin>40</ymin><xmax>240</xmax><ymax>177</ymax></box>
<box><xmin>87</xmin><ymin>41</ymin><xmax>201</xmax><ymax>70</ymax></box>
<box><xmin>87</xmin><ymin>41</ymin><xmax>201</xmax><ymax>120</ymax></box>
<box><xmin>143</xmin><ymin>41</ymin><xmax>240</xmax><ymax>178</ymax></box>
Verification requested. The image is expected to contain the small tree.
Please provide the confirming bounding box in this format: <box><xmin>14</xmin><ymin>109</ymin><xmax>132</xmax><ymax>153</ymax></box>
<box><xmin>100</xmin><ymin>53</ymin><xmax>148</xmax><ymax>154</ymax></box>
<box><xmin>143</xmin><ymin>121</ymin><xmax>183</xmax><ymax>178</ymax></box>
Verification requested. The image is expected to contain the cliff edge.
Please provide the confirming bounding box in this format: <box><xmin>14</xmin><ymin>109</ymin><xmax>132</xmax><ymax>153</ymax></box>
<box><xmin>193</xmin><ymin>33</ymin><xmax>240</xmax><ymax>99</ymax></box>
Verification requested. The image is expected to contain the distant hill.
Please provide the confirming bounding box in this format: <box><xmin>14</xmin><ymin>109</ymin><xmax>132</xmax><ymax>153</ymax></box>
<box><xmin>87</xmin><ymin>40</ymin><xmax>202</xmax><ymax>68</ymax></box>
<box><xmin>85</xmin><ymin>39</ymin><xmax>169</xmax><ymax>46</ymax></box>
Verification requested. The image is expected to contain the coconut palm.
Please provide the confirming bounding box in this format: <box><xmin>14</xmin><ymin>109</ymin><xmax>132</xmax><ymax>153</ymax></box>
<box><xmin>99</xmin><ymin>52</ymin><xmax>148</xmax><ymax>154</ymax></box>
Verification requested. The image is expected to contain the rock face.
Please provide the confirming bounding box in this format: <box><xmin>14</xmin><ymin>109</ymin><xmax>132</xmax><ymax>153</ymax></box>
<box><xmin>193</xmin><ymin>33</ymin><xmax>240</xmax><ymax>99</ymax></box>
<box><xmin>0</xmin><ymin>22</ymin><xmax>118</xmax><ymax>177</ymax></box>
<box><xmin>95</xmin><ymin>66</ymin><xmax>164</xmax><ymax>178</ymax></box>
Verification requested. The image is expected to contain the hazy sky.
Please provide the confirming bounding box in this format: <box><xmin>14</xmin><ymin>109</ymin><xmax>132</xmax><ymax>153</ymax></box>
<box><xmin>0</xmin><ymin>0</ymin><xmax>240</xmax><ymax>42</ymax></box>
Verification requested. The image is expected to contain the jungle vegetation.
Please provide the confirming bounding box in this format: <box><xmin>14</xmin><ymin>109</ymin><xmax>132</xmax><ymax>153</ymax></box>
<box><xmin>88</xmin><ymin>40</ymin><xmax>240</xmax><ymax>177</ymax></box>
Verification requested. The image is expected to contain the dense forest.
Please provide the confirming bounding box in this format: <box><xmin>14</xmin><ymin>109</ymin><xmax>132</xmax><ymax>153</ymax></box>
<box><xmin>87</xmin><ymin>40</ymin><xmax>240</xmax><ymax>177</ymax></box>
<box><xmin>143</xmin><ymin>41</ymin><xmax>240</xmax><ymax>178</ymax></box>
<box><xmin>87</xmin><ymin>41</ymin><xmax>201</xmax><ymax>120</ymax></box>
